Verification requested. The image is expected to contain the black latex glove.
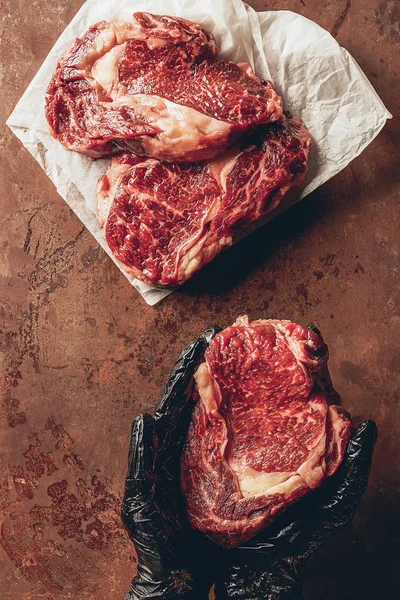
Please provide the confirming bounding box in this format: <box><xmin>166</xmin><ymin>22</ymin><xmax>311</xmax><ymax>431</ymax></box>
<box><xmin>214</xmin><ymin>420</ymin><xmax>378</xmax><ymax>600</ymax></box>
<box><xmin>121</xmin><ymin>327</ymin><xmax>222</xmax><ymax>600</ymax></box>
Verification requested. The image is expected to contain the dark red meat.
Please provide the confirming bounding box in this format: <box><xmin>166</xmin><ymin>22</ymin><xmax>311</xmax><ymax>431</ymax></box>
<box><xmin>181</xmin><ymin>317</ymin><xmax>352</xmax><ymax>547</ymax></box>
<box><xmin>45</xmin><ymin>12</ymin><xmax>283</xmax><ymax>162</ymax></box>
<box><xmin>96</xmin><ymin>115</ymin><xmax>312</xmax><ymax>287</ymax></box>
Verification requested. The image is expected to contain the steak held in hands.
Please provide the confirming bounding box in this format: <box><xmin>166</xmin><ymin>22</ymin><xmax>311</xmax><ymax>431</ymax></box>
<box><xmin>181</xmin><ymin>317</ymin><xmax>352</xmax><ymax>547</ymax></box>
<box><xmin>97</xmin><ymin>115</ymin><xmax>311</xmax><ymax>286</ymax></box>
<box><xmin>45</xmin><ymin>12</ymin><xmax>283</xmax><ymax>162</ymax></box>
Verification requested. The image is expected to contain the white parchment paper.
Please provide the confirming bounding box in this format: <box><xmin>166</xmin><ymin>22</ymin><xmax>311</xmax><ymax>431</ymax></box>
<box><xmin>7</xmin><ymin>0</ymin><xmax>391</xmax><ymax>305</ymax></box>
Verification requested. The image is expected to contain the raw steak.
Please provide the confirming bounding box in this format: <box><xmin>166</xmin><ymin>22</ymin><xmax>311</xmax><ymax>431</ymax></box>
<box><xmin>45</xmin><ymin>12</ymin><xmax>283</xmax><ymax>162</ymax></box>
<box><xmin>181</xmin><ymin>317</ymin><xmax>352</xmax><ymax>547</ymax></box>
<box><xmin>97</xmin><ymin>114</ymin><xmax>311</xmax><ymax>287</ymax></box>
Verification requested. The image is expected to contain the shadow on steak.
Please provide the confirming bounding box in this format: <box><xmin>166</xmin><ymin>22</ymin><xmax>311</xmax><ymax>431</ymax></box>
<box><xmin>180</xmin><ymin>316</ymin><xmax>352</xmax><ymax>548</ymax></box>
<box><xmin>97</xmin><ymin>115</ymin><xmax>312</xmax><ymax>286</ymax></box>
<box><xmin>45</xmin><ymin>12</ymin><xmax>283</xmax><ymax>162</ymax></box>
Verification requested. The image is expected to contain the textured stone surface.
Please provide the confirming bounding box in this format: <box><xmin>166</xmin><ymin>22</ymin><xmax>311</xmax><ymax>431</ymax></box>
<box><xmin>0</xmin><ymin>1</ymin><xmax>398</xmax><ymax>598</ymax></box>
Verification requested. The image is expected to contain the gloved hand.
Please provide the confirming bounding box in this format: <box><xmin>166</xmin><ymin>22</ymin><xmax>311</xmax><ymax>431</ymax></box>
<box><xmin>214</xmin><ymin>420</ymin><xmax>378</xmax><ymax>600</ymax></box>
<box><xmin>121</xmin><ymin>327</ymin><xmax>221</xmax><ymax>600</ymax></box>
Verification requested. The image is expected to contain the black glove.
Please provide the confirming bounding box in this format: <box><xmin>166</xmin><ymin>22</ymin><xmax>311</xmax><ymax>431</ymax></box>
<box><xmin>214</xmin><ymin>420</ymin><xmax>378</xmax><ymax>600</ymax></box>
<box><xmin>121</xmin><ymin>327</ymin><xmax>221</xmax><ymax>600</ymax></box>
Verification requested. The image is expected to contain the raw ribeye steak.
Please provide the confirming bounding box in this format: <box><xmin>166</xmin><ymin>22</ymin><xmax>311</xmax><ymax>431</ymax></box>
<box><xmin>181</xmin><ymin>317</ymin><xmax>352</xmax><ymax>547</ymax></box>
<box><xmin>45</xmin><ymin>12</ymin><xmax>283</xmax><ymax>162</ymax></box>
<box><xmin>97</xmin><ymin>115</ymin><xmax>311</xmax><ymax>286</ymax></box>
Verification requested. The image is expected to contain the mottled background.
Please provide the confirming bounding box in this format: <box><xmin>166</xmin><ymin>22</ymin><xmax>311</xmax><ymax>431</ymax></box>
<box><xmin>0</xmin><ymin>0</ymin><xmax>399</xmax><ymax>598</ymax></box>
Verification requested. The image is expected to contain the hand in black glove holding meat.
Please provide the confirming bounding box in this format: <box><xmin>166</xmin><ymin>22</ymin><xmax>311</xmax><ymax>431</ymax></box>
<box><xmin>121</xmin><ymin>327</ymin><xmax>221</xmax><ymax>600</ymax></box>
<box><xmin>121</xmin><ymin>327</ymin><xmax>377</xmax><ymax>600</ymax></box>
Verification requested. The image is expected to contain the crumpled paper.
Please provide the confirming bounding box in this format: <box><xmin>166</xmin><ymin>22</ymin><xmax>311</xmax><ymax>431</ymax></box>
<box><xmin>7</xmin><ymin>0</ymin><xmax>391</xmax><ymax>306</ymax></box>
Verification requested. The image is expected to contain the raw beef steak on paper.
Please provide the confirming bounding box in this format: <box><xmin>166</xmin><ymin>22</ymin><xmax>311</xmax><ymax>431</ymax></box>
<box><xmin>45</xmin><ymin>12</ymin><xmax>283</xmax><ymax>162</ymax></box>
<box><xmin>97</xmin><ymin>115</ymin><xmax>311</xmax><ymax>287</ymax></box>
<box><xmin>181</xmin><ymin>317</ymin><xmax>352</xmax><ymax>547</ymax></box>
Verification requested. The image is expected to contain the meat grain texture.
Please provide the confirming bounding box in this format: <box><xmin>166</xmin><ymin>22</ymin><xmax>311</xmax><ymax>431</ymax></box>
<box><xmin>97</xmin><ymin>116</ymin><xmax>311</xmax><ymax>286</ymax></box>
<box><xmin>45</xmin><ymin>12</ymin><xmax>283</xmax><ymax>162</ymax></box>
<box><xmin>181</xmin><ymin>317</ymin><xmax>352</xmax><ymax>547</ymax></box>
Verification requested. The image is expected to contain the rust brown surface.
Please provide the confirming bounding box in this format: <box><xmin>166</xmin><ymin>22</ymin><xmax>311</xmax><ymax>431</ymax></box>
<box><xmin>0</xmin><ymin>1</ymin><xmax>398</xmax><ymax>598</ymax></box>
